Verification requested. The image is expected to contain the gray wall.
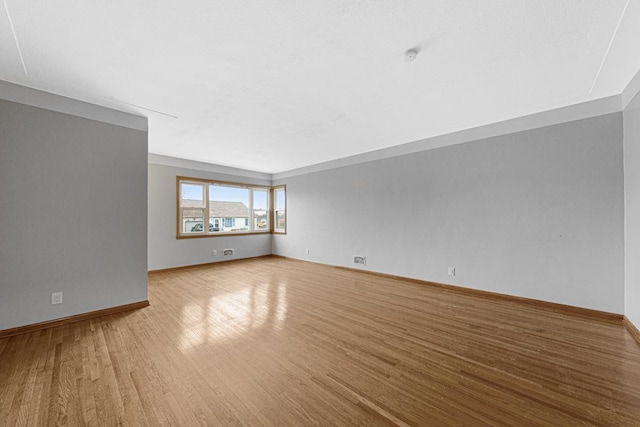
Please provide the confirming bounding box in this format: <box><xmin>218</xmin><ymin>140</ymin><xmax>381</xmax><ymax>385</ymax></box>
<box><xmin>0</xmin><ymin>99</ymin><xmax>148</xmax><ymax>330</ymax></box>
<box><xmin>625</xmin><ymin>91</ymin><xmax>640</xmax><ymax>326</ymax></box>
<box><xmin>148</xmin><ymin>163</ymin><xmax>272</xmax><ymax>270</ymax></box>
<box><xmin>273</xmin><ymin>113</ymin><xmax>625</xmax><ymax>313</ymax></box>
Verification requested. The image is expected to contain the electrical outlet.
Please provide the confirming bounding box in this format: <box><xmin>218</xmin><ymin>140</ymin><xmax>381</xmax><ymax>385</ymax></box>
<box><xmin>448</xmin><ymin>267</ymin><xmax>455</xmax><ymax>276</ymax></box>
<box><xmin>354</xmin><ymin>256</ymin><xmax>366</xmax><ymax>265</ymax></box>
<box><xmin>212</xmin><ymin>250</ymin><xmax>217</xmax><ymax>256</ymax></box>
<box><xmin>305</xmin><ymin>248</ymin><xmax>310</xmax><ymax>255</ymax></box>
<box><xmin>51</xmin><ymin>292</ymin><xmax>63</xmax><ymax>305</ymax></box>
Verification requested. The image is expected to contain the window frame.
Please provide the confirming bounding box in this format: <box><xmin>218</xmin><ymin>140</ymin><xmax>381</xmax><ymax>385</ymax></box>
<box><xmin>176</xmin><ymin>176</ymin><xmax>275</xmax><ymax>239</ymax></box>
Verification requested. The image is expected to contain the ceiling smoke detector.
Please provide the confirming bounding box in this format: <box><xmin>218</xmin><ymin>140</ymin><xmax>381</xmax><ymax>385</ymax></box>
<box><xmin>404</xmin><ymin>49</ymin><xmax>417</xmax><ymax>62</ymax></box>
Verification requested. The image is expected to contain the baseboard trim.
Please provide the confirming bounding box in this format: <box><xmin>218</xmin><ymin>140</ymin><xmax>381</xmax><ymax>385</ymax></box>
<box><xmin>148</xmin><ymin>254</ymin><xmax>273</xmax><ymax>274</ymax></box>
<box><xmin>275</xmin><ymin>255</ymin><xmax>623</xmax><ymax>323</ymax></box>
<box><xmin>624</xmin><ymin>316</ymin><xmax>640</xmax><ymax>345</ymax></box>
<box><xmin>0</xmin><ymin>300</ymin><xmax>150</xmax><ymax>340</ymax></box>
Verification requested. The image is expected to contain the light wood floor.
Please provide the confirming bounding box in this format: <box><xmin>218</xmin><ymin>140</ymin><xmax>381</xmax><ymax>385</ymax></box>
<box><xmin>1</xmin><ymin>257</ymin><xmax>640</xmax><ymax>426</ymax></box>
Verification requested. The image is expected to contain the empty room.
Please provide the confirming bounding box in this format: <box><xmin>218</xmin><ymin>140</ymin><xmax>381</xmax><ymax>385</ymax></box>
<box><xmin>2</xmin><ymin>1</ymin><xmax>640</xmax><ymax>426</ymax></box>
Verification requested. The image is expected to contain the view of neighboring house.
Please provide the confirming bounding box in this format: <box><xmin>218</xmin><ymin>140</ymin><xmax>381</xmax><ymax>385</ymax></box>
<box><xmin>210</xmin><ymin>201</ymin><xmax>250</xmax><ymax>231</ymax></box>
<box><xmin>182</xmin><ymin>200</ymin><xmax>250</xmax><ymax>233</ymax></box>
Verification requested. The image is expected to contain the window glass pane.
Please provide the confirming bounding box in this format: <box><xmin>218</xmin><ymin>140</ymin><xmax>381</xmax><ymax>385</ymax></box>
<box><xmin>208</xmin><ymin>217</ymin><xmax>221</xmax><ymax>232</ymax></box>
<box><xmin>180</xmin><ymin>183</ymin><xmax>205</xmax><ymax>208</ymax></box>
<box><xmin>182</xmin><ymin>209</ymin><xmax>204</xmax><ymax>233</ymax></box>
<box><xmin>275</xmin><ymin>211</ymin><xmax>286</xmax><ymax>230</ymax></box>
<box><xmin>210</xmin><ymin>185</ymin><xmax>250</xmax><ymax>231</ymax></box>
<box><xmin>275</xmin><ymin>188</ymin><xmax>285</xmax><ymax>210</ymax></box>
<box><xmin>253</xmin><ymin>189</ymin><xmax>268</xmax><ymax>230</ymax></box>
<box><xmin>253</xmin><ymin>190</ymin><xmax>268</xmax><ymax>210</ymax></box>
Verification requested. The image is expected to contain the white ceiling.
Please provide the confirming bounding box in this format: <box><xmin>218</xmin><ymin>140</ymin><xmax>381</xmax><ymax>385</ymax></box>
<box><xmin>1</xmin><ymin>1</ymin><xmax>640</xmax><ymax>173</ymax></box>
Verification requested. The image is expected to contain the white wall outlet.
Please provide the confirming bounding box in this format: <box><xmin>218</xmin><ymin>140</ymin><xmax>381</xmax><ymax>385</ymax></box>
<box><xmin>212</xmin><ymin>249</ymin><xmax>217</xmax><ymax>256</ymax></box>
<box><xmin>448</xmin><ymin>267</ymin><xmax>455</xmax><ymax>276</ymax></box>
<box><xmin>305</xmin><ymin>248</ymin><xmax>310</xmax><ymax>255</ymax></box>
<box><xmin>354</xmin><ymin>256</ymin><xmax>366</xmax><ymax>265</ymax></box>
<box><xmin>51</xmin><ymin>292</ymin><xmax>63</xmax><ymax>305</ymax></box>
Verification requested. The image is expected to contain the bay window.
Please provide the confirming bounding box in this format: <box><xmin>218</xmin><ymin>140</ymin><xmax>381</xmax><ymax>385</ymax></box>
<box><xmin>177</xmin><ymin>177</ymin><xmax>285</xmax><ymax>238</ymax></box>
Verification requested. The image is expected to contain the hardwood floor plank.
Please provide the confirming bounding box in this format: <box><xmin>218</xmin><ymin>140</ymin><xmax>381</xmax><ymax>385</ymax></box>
<box><xmin>1</xmin><ymin>257</ymin><xmax>640</xmax><ymax>426</ymax></box>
